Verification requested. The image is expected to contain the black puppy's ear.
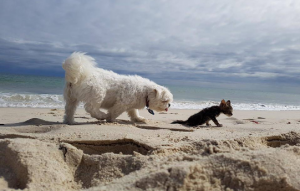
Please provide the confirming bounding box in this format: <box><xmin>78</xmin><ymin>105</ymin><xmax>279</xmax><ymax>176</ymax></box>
<box><xmin>220</xmin><ymin>99</ymin><xmax>226</xmax><ymax>106</ymax></box>
<box><xmin>226</xmin><ymin>100</ymin><xmax>231</xmax><ymax>105</ymax></box>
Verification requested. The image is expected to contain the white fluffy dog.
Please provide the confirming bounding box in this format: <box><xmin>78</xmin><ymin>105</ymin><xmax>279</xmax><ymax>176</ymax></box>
<box><xmin>62</xmin><ymin>52</ymin><xmax>173</xmax><ymax>124</ymax></box>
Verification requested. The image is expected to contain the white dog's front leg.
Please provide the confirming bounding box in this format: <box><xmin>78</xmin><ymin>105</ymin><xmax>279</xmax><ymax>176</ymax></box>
<box><xmin>127</xmin><ymin>109</ymin><xmax>147</xmax><ymax>123</ymax></box>
<box><xmin>64</xmin><ymin>98</ymin><xmax>79</xmax><ymax>125</ymax></box>
<box><xmin>63</xmin><ymin>82</ymin><xmax>79</xmax><ymax>125</ymax></box>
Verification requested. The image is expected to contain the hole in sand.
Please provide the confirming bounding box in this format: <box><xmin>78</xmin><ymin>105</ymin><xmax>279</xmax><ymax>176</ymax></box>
<box><xmin>63</xmin><ymin>139</ymin><xmax>153</xmax><ymax>155</ymax></box>
<box><xmin>266</xmin><ymin>137</ymin><xmax>295</xmax><ymax>148</ymax></box>
<box><xmin>265</xmin><ymin>132</ymin><xmax>300</xmax><ymax>148</ymax></box>
<box><xmin>75</xmin><ymin>153</ymin><xmax>146</xmax><ymax>188</ymax></box>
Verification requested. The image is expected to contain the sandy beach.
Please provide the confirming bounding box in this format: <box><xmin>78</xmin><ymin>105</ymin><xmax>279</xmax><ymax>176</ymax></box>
<box><xmin>1</xmin><ymin>107</ymin><xmax>300</xmax><ymax>191</ymax></box>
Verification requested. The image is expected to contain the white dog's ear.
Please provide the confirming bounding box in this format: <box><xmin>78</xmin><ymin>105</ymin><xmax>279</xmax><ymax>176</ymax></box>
<box><xmin>154</xmin><ymin>89</ymin><xmax>161</xmax><ymax>98</ymax></box>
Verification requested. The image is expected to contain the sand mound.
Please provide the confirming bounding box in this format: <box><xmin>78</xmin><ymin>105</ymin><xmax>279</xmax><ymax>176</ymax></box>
<box><xmin>0</xmin><ymin>139</ymin><xmax>80</xmax><ymax>191</ymax></box>
<box><xmin>86</xmin><ymin>133</ymin><xmax>300</xmax><ymax>191</ymax></box>
<box><xmin>24</xmin><ymin>118</ymin><xmax>58</xmax><ymax>125</ymax></box>
<box><xmin>1</xmin><ymin>132</ymin><xmax>300</xmax><ymax>191</ymax></box>
<box><xmin>1</xmin><ymin>109</ymin><xmax>300</xmax><ymax>191</ymax></box>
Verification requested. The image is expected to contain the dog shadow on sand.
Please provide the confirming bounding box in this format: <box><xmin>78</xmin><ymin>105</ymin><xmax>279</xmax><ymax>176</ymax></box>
<box><xmin>71</xmin><ymin>116</ymin><xmax>192</xmax><ymax>132</ymax></box>
<box><xmin>1</xmin><ymin>118</ymin><xmax>62</xmax><ymax>127</ymax></box>
<box><xmin>1</xmin><ymin>117</ymin><xmax>142</xmax><ymax>127</ymax></box>
<box><xmin>1</xmin><ymin>117</ymin><xmax>201</xmax><ymax>133</ymax></box>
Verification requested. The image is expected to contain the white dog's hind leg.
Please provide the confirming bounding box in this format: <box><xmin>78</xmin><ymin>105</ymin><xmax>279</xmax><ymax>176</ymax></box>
<box><xmin>84</xmin><ymin>103</ymin><xmax>107</xmax><ymax>120</ymax></box>
<box><xmin>127</xmin><ymin>109</ymin><xmax>147</xmax><ymax>123</ymax></box>
<box><xmin>106</xmin><ymin>104</ymin><xmax>127</xmax><ymax>122</ymax></box>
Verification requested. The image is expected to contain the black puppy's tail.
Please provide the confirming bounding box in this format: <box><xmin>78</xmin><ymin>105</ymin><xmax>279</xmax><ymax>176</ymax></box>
<box><xmin>171</xmin><ymin>120</ymin><xmax>187</xmax><ymax>124</ymax></box>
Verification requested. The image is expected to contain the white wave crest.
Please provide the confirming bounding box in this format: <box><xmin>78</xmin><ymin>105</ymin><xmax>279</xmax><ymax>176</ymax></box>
<box><xmin>0</xmin><ymin>92</ymin><xmax>65</xmax><ymax>108</ymax></box>
<box><xmin>172</xmin><ymin>101</ymin><xmax>300</xmax><ymax>111</ymax></box>
<box><xmin>1</xmin><ymin>93</ymin><xmax>300</xmax><ymax>111</ymax></box>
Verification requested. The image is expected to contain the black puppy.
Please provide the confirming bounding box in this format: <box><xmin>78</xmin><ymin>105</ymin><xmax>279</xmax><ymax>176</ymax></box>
<box><xmin>172</xmin><ymin>99</ymin><xmax>233</xmax><ymax>127</ymax></box>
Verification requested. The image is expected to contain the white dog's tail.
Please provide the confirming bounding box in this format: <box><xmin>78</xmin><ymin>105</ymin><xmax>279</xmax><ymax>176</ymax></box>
<box><xmin>62</xmin><ymin>52</ymin><xmax>97</xmax><ymax>84</ymax></box>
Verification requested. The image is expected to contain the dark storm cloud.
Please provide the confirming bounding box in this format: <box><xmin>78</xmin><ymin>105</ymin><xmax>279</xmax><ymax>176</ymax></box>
<box><xmin>0</xmin><ymin>0</ymin><xmax>300</xmax><ymax>86</ymax></box>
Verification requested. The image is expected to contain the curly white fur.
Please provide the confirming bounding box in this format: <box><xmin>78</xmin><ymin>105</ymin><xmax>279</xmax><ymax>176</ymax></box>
<box><xmin>62</xmin><ymin>52</ymin><xmax>173</xmax><ymax>124</ymax></box>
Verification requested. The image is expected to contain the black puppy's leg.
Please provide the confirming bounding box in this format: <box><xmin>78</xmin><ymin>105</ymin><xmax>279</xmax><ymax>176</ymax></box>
<box><xmin>210</xmin><ymin>116</ymin><xmax>222</xmax><ymax>127</ymax></box>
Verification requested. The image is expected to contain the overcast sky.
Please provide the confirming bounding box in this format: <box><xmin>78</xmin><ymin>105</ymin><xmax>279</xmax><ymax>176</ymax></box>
<box><xmin>0</xmin><ymin>0</ymin><xmax>300</xmax><ymax>91</ymax></box>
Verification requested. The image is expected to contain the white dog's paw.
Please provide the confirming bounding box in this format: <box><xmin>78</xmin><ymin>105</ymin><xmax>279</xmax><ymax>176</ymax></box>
<box><xmin>64</xmin><ymin>120</ymin><xmax>76</xmax><ymax>125</ymax></box>
<box><xmin>90</xmin><ymin>112</ymin><xmax>107</xmax><ymax>120</ymax></box>
<box><xmin>106</xmin><ymin>117</ymin><xmax>117</xmax><ymax>123</ymax></box>
<box><xmin>95</xmin><ymin>116</ymin><xmax>107</xmax><ymax>121</ymax></box>
<box><xmin>63</xmin><ymin>116</ymin><xmax>76</xmax><ymax>125</ymax></box>
<box><xmin>132</xmin><ymin>117</ymin><xmax>148</xmax><ymax>123</ymax></box>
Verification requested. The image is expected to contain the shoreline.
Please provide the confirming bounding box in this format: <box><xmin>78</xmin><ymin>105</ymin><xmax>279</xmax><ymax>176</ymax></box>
<box><xmin>1</xmin><ymin>106</ymin><xmax>300</xmax><ymax>111</ymax></box>
<box><xmin>1</xmin><ymin>91</ymin><xmax>300</xmax><ymax>111</ymax></box>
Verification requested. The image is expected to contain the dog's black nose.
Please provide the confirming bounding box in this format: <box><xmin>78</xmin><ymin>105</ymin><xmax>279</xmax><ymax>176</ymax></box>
<box><xmin>168</xmin><ymin>103</ymin><xmax>171</xmax><ymax>107</ymax></box>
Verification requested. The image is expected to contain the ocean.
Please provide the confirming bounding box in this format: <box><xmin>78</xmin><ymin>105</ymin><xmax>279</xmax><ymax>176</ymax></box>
<box><xmin>0</xmin><ymin>73</ymin><xmax>299</xmax><ymax>110</ymax></box>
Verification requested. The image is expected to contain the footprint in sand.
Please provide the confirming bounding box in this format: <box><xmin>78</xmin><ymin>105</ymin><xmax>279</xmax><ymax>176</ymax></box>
<box><xmin>225</xmin><ymin>117</ymin><xmax>248</xmax><ymax>125</ymax></box>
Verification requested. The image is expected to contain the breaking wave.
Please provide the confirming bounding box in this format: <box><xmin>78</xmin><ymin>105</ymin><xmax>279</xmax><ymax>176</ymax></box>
<box><xmin>1</xmin><ymin>92</ymin><xmax>300</xmax><ymax>111</ymax></box>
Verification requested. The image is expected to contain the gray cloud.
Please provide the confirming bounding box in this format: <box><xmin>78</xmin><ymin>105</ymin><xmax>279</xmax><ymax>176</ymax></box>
<box><xmin>0</xmin><ymin>0</ymin><xmax>300</xmax><ymax>88</ymax></box>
